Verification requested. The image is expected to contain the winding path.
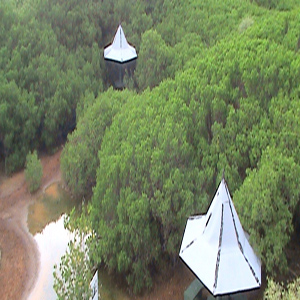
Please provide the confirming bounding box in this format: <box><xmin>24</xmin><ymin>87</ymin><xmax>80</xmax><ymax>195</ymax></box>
<box><xmin>0</xmin><ymin>149</ymin><xmax>62</xmax><ymax>300</ymax></box>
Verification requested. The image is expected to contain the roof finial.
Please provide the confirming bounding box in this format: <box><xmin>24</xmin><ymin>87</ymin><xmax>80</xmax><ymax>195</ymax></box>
<box><xmin>222</xmin><ymin>168</ymin><xmax>225</xmax><ymax>181</ymax></box>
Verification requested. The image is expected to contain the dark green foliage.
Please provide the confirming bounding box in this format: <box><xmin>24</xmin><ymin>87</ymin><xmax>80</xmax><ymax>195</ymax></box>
<box><xmin>25</xmin><ymin>150</ymin><xmax>43</xmax><ymax>193</ymax></box>
<box><xmin>61</xmin><ymin>89</ymin><xmax>134</xmax><ymax>199</ymax></box>
<box><xmin>0</xmin><ymin>0</ymin><xmax>258</xmax><ymax>171</ymax></box>
<box><xmin>253</xmin><ymin>0</ymin><xmax>296</xmax><ymax>10</ymax></box>
<box><xmin>0</xmin><ymin>1</ymin><xmax>15</xmax><ymax>44</ymax></box>
<box><xmin>0</xmin><ymin>80</ymin><xmax>39</xmax><ymax>173</ymax></box>
<box><xmin>0</xmin><ymin>0</ymin><xmax>104</xmax><ymax>172</ymax></box>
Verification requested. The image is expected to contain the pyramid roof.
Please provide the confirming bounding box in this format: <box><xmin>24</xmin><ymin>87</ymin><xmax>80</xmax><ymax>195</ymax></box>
<box><xmin>104</xmin><ymin>25</ymin><xmax>137</xmax><ymax>63</ymax></box>
<box><xmin>179</xmin><ymin>179</ymin><xmax>261</xmax><ymax>296</ymax></box>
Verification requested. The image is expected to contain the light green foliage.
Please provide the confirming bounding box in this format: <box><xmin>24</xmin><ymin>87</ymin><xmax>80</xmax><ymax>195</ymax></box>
<box><xmin>135</xmin><ymin>29</ymin><xmax>173</xmax><ymax>91</ymax></box>
<box><xmin>244</xmin><ymin>9</ymin><xmax>300</xmax><ymax>51</ymax></box>
<box><xmin>24</xmin><ymin>150</ymin><xmax>43</xmax><ymax>193</ymax></box>
<box><xmin>264</xmin><ymin>277</ymin><xmax>300</xmax><ymax>300</ymax></box>
<box><xmin>268</xmin><ymin>94</ymin><xmax>300</xmax><ymax>164</ymax></box>
<box><xmin>53</xmin><ymin>234</ymin><xmax>92</xmax><ymax>300</ymax></box>
<box><xmin>234</xmin><ymin>147</ymin><xmax>300</xmax><ymax>273</ymax></box>
<box><xmin>54</xmin><ymin>211</ymin><xmax>93</xmax><ymax>300</ymax></box>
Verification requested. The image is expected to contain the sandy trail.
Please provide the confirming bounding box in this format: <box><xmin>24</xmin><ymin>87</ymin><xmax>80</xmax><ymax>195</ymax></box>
<box><xmin>0</xmin><ymin>149</ymin><xmax>62</xmax><ymax>300</ymax></box>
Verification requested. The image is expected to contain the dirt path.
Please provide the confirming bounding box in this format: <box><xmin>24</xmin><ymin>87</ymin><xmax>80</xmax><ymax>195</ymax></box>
<box><xmin>0</xmin><ymin>149</ymin><xmax>62</xmax><ymax>300</ymax></box>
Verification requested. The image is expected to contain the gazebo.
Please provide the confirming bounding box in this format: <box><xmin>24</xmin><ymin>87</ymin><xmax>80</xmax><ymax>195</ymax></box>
<box><xmin>104</xmin><ymin>25</ymin><xmax>137</xmax><ymax>89</ymax></box>
<box><xmin>179</xmin><ymin>178</ymin><xmax>261</xmax><ymax>299</ymax></box>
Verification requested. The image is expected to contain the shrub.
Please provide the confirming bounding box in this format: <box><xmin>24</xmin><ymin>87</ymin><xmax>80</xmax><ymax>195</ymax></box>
<box><xmin>264</xmin><ymin>277</ymin><xmax>300</xmax><ymax>299</ymax></box>
<box><xmin>25</xmin><ymin>151</ymin><xmax>43</xmax><ymax>193</ymax></box>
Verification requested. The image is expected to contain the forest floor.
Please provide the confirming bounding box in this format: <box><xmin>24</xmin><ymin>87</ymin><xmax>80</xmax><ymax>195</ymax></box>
<box><xmin>0</xmin><ymin>148</ymin><xmax>299</xmax><ymax>300</ymax></box>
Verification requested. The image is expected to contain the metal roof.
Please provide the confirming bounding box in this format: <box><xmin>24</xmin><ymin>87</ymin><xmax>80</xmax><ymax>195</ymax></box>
<box><xmin>180</xmin><ymin>179</ymin><xmax>261</xmax><ymax>296</ymax></box>
<box><xmin>104</xmin><ymin>25</ymin><xmax>137</xmax><ymax>63</ymax></box>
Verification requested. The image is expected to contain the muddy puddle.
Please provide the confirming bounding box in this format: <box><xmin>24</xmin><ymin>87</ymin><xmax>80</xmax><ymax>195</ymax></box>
<box><xmin>27</xmin><ymin>182</ymin><xmax>74</xmax><ymax>235</ymax></box>
<box><xmin>27</xmin><ymin>182</ymin><xmax>130</xmax><ymax>300</ymax></box>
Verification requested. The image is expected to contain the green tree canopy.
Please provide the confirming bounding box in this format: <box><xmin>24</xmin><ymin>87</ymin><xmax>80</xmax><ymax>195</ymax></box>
<box><xmin>90</xmin><ymin>84</ymin><xmax>207</xmax><ymax>292</ymax></box>
<box><xmin>234</xmin><ymin>147</ymin><xmax>300</xmax><ymax>273</ymax></box>
<box><xmin>61</xmin><ymin>89</ymin><xmax>134</xmax><ymax>199</ymax></box>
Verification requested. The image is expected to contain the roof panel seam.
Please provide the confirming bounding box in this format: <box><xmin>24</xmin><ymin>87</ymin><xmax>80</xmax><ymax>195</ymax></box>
<box><xmin>213</xmin><ymin>203</ymin><xmax>224</xmax><ymax>293</ymax></box>
<box><xmin>227</xmin><ymin>188</ymin><xmax>261</xmax><ymax>286</ymax></box>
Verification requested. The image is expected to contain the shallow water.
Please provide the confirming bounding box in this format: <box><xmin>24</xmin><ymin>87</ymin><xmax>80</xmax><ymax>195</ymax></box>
<box><xmin>28</xmin><ymin>215</ymin><xmax>72</xmax><ymax>300</ymax></box>
<box><xmin>27</xmin><ymin>182</ymin><xmax>130</xmax><ymax>300</ymax></box>
<box><xmin>28</xmin><ymin>183</ymin><xmax>75</xmax><ymax>235</ymax></box>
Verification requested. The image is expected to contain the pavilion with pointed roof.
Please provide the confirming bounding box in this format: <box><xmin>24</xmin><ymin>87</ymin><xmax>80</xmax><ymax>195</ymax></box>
<box><xmin>104</xmin><ymin>25</ymin><xmax>137</xmax><ymax>88</ymax></box>
<box><xmin>179</xmin><ymin>178</ymin><xmax>261</xmax><ymax>299</ymax></box>
<box><xmin>104</xmin><ymin>25</ymin><xmax>137</xmax><ymax>63</ymax></box>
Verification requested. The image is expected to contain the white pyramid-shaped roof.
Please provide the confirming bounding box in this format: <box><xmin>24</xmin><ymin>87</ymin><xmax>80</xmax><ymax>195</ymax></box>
<box><xmin>104</xmin><ymin>25</ymin><xmax>137</xmax><ymax>63</ymax></box>
<box><xmin>179</xmin><ymin>179</ymin><xmax>261</xmax><ymax>296</ymax></box>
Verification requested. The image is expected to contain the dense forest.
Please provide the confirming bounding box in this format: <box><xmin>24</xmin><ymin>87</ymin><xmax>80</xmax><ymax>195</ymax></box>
<box><xmin>1</xmin><ymin>0</ymin><xmax>300</xmax><ymax>296</ymax></box>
